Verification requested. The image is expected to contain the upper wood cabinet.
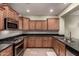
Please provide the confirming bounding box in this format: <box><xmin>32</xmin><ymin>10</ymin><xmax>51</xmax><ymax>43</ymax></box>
<box><xmin>35</xmin><ymin>21</ymin><xmax>42</xmax><ymax>30</ymax></box>
<box><xmin>18</xmin><ymin>17</ymin><xmax>23</xmax><ymax>30</ymax></box>
<box><xmin>2</xmin><ymin>4</ymin><xmax>19</xmax><ymax>20</ymax></box>
<box><xmin>41</xmin><ymin>20</ymin><xmax>47</xmax><ymax>30</ymax></box>
<box><xmin>29</xmin><ymin>20</ymin><xmax>36</xmax><ymax>30</ymax></box>
<box><xmin>0</xmin><ymin>7</ymin><xmax>5</xmax><ymax>31</ymax></box>
<box><xmin>23</xmin><ymin>17</ymin><xmax>30</xmax><ymax>31</ymax></box>
<box><xmin>47</xmin><ymin>18</ymin><xmax>59</xmax><ymax>31</ymax></box>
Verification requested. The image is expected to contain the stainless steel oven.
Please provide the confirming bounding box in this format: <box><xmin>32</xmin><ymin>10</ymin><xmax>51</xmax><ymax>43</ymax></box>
<box><xmin>4</xmin><ymin>18</ymin><xmax>18</xmax><ymax>30</ymax></box>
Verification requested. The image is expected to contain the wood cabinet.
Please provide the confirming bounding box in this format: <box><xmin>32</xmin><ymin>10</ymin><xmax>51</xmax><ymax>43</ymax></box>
<box><xmin>35</xmin><ymin>21</ymin><xmax>42</xmax><ymax>30</ymax></box>
<box><xmin>0</xmin><ymin>46</ymin><xmax>13</xmax><ymax>56</ymax></box>
<box><xmin>24</xmin><ymin>36</ymin><xmax>28</xmax><ymax>49</ymax></box>
<box><xmin>23</xmin><ymin>17</ymin><xmax>29</xmax><ymax>31</ymax></box>
<box><xmin>35</xmin><ymin>37</ymin><xmax>42</xmax><ymax>47</ymax></box>
<box><xmin>42</xmin><ymin>20</ymin><xmax>47</xmax><ymax>30</ymax></box>
<box><xmin>47</xmin><ymin>18</ymin><xmax>59</xmax><ymax>31</ymax></box>
<box><xmin>18</xmin><ymin>17</ymin><xmax>23</xmax><ymax>30</ymax></box>
<box><xmin>52</xmin><ymin>37</ymin><xmax>66</xmax><ymax>56</ymax></box>
<box><xmin>29</xmin><ymin>20</ymin><xmax>36</xmax><ymax>30</ymax></box>
<box><xmin>27</xmin><ymin>36</ymin><xmax>36</xmax><ymax>47</ymax></box>
<box><xmin>42</xmin><ymin>37</ymin><xmax>52</xmax><ymax>47</ymax></box>
<box><xmin>58</xmin><ymin>41</ymin><xmax>66</xmax><ymax>56</ymax></box>
<box><xmin>0</xmin><ymin>7</ymin><xmax>5</xmax><ymax>31</ymax></box>
<box><xmin>2</xmin><ymin>4</ymin><xmax>19</xmax><ymax>20</ymax></box>
<box><xmin>25</xmin><ymin>36</ymin><xmax>53</xmax><ymax>48</ymax></box>
<box><xmin>29</xmin><ymin>20</ymin><xmax>47</xmax><ymax>31</ymax></box>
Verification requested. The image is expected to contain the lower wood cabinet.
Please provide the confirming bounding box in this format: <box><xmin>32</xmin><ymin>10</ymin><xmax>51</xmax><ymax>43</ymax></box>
<box><xmin>24</xmin><ymin>36</ymin><xmax>66</xmax><ymax>56</ymax></box>
<box><xmin>27</xmin><ymin>37</ymin><xmax>36</xmax><ymax>48</ymax></box>
<box><xmin>53</xmin><ymin>37</ymin><xmax>66</xmax><ymax>56</ymax></box>
<box><xmin>43</xmin><ymin>37</ymin><xmax>52</xmax><ymax>47</ymax></box>
<box><xmin>0</xmin><ymin>46</ymin><xmax>13</xmax><ymax>56</ymax></box>
<box><xmin>35</xmin><ymin>37</ymin><xmax>42</xmax><ymax>47</ymax></box>
<box><xmin>24</xmin><ymin>36</ymin><xmax>28</xmax><ymax>49</ymax></box>
<box><xmin>24</xmin><ymin>36</ymin><xmax>53</xmax><ymax>48</ymax></box>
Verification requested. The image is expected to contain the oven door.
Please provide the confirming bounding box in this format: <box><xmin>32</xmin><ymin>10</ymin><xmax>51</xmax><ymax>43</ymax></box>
<box><xmin>14</xmin><ymin>40</ymin><xmax>24</xmax><ymax>56</ymax></box>
<box><xmin>4</xmin><ymin>18</ymin><xmax>18</xmax><ymax>30</ymax></box>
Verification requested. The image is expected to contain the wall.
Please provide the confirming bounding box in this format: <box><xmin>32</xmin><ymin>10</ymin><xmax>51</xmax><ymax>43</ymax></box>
<box><xmin>65</xmin><ymin>15</ymin><xmax>79</xmax><ymax>39</ymax></box>
<box><xmin>59</xmin><ymin>17</ymin><xmax>65</xmax><ymax>35</ymax></box>
<box><xmin>26</xmin><ymin>16</ymin><xmax>58</xmax><ymax>20</ymax></box>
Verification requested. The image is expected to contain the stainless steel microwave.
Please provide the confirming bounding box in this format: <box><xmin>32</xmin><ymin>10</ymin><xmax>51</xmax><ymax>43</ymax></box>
<box><xmin>4</xmin><ymin>18</ymin><xmax>18</xmax><ymax>30</ymax></box>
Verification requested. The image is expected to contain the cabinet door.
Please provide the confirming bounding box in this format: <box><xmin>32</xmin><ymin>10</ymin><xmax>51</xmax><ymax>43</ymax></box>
<box><xmin>59</xmin><ymin>42</ymin><xmax>66</xmax><ymax>56</ymax></box>
<box><xmin>24</xmin><ymin>37</ymin><xmax>28</xmax><ymax>49</ymax></box>
<box><xmin>18</xmin><ymin>18</ymin><xmax>23</xmax><ymax>30</ymax></box>
<box><xmin>35</xmin><ymin>21</ymin><xmax>42</xmax><ymax>30</ymax></box>
<box><xmin>23</xmin><ymin>18</ymin><xmax>29</xmax><ymax>30</ymax></box>
<box><xmin>42</xmin><ymin>37</ymin><xmax>48</xmax><ymax>47</ymax></box>
<box><xmin>29</xmin><ymin>20</ymin><xmax>36</xmax><ymax>30</ymax></box>
<box><xmin>0</xmin><ymin>9</ymin><xmax>4</xmax><ymax>31</ymax></box>
<box><xmin>42</xmin><ymin>20</ymin><xmax>47</xmax><ymax>30</ymax></box>
<box><xmin>47</xmin><ymin>18</ymin><xmax>59</xmax><ymax>31</ymax></box>
<box><xmin>47</xmin><ymin>37</ymin><xmax>52</xmax><ymax>47</ymax></box>
<box><xmin>0</xmin><ymin>46</ymin><xmax>13</xmax><ymax>56</ymax></box>
<box><xmin>27</xmin><ymin>37</ymin><xmax>35</xmax><ymax>47</ymax></box>
<box><xmin>35</xmin><ymin>37</ymin><xmax>42</xmax><ymax>47</ymax></box>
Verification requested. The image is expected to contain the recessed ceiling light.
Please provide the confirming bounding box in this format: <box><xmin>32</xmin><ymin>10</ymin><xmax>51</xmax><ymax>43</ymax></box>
<box><xmin>26</xmin><ymin>9</ymin><xmax>30</xmax><ymax>12</ymax></box>
<box><xmin>63</xmin><ymin>3</ymin><xmax>67</xmax><ymax>4</ymax></box>
<box><xmin>50</xmin><ymin>9</ymin><xmax>53</xmax><ymax>12</ymax></box>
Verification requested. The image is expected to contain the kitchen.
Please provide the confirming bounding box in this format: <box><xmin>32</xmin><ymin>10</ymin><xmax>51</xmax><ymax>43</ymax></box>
<box><xmin>0</xmin><ymin>3</ymin><xmax>79</xmax><ymax>56</ymax></box>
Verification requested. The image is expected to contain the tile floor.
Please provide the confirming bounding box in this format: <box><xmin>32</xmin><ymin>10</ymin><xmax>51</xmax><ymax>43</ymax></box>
<box><xmin>23</xmin><ymin>48</ymin><xmax>57</xmax><ymax>56</ymax></box>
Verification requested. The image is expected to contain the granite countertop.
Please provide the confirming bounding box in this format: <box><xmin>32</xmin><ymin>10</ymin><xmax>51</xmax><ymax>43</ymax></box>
<box><xmin>0</xmin><ymin>30</ymin><xmax>23</xmax><ymax>40</ymax></box>
<box><xmin>23</xmin><ymin>31</ymin><xmax>59</xmax><ymax>35</ymax></box>
<box><xmin>54</xmin><ymin>36</ymin><xmax>79</xmax><ymax>52</ymax></box>
<box><xmin>0</xmin><ymin>43</ymin><xmax>12</xmax><ymax>52</ymax></box>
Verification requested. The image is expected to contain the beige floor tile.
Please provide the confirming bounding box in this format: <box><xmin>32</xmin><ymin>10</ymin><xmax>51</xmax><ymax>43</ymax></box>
<box><xmin>23</xmin><ymin>48</ymin><xmax>57</xmax><ymax>56</ymax></box>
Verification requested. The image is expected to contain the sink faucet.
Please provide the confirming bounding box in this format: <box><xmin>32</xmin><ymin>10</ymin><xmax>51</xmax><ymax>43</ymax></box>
<box><xmin>67</xmin><ymin>32</ymin><xmax>72</xmax><ymax>43</ymax></box>
<box><xmin>69</xmin><ymin>32</ymin><xmax>72</xmax><ymax>41</ymax></box>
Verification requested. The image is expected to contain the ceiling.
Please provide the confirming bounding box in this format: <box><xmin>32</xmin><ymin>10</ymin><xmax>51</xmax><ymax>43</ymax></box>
<box><xmin>8</xmin><ymin>3</ymin><xmax>70</xmax><ymax>16</ymax></box>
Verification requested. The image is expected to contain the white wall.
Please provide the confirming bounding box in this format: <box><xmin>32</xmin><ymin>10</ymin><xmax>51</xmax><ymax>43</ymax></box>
<box><xmin>26</xmin><ymin>16</ymin><xmax>58</xmax><ymax>20</ymax></box>
<box><xmin>65</xmin><ymin>15</ymin><xmax>79</xmax><ymax>39</ymax></box>
<box><xmin>59</xmin><ymin>17</ymin><xmax>65</xmax><ymax>35</ymax></box>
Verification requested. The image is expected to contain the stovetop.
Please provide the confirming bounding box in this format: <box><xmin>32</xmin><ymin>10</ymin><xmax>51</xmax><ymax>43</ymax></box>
<box><xmin>0</xmin><ymin>36</ymin><xmax>24</xmax><ymax>44</ymax></box>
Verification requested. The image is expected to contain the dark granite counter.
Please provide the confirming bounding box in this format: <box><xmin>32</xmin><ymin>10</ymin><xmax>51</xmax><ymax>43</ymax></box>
<box><xmin>0</xmin><ymin>30</ymin><xmax>23</xmax><ymax>40</ymax></box>
<box><xmin>23</xmin><ymin>31</ymin><xmax>59</xmax><ymax>35</ymax></box>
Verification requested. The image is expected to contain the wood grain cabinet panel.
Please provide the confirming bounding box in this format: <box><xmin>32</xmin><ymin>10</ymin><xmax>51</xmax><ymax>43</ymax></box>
<box><xmin>18</xmin><ymin>17</ymin><xmax>23</xmax><ymax>30</ymax></box>
<box><xmin>27</xmin><ymin>37</ymin><xmax>36</xmax><ymax>47</ymax></box>
<box><xmin>0</xmin><ymin>7</ymin><xmax>4</xmax><ymax>31</ymax></box>
<box><xmin>3</xmin><ymin>4</ymin><xmax>19</xmax><ymax>20</ymax></box>
<box><xmin>42</xmin><ymin>37</ymin><xmax>52</xmax><ymax>48</ymax></box>
<box><xmin>35</xmin><ymin>37</ymin><xmax>42</xmax><ymax>47</ymax></box>
<box><xmin>52</xmin><ymin>37</ymin><xmax>66</xmax><ymax>56</ymax></box>
<box><xmin>42</xmin><ymin>20</ymin><xmax>47</xmax><ymax>30</ymax></box>
<box><xmin>29</xmin><ymin>20</ymin><xmax>36</xmax><ymax>30</ymax></box>
<box><xmin>58</xmin><ymin>41</ymin><xmax>66</xmax><ymax>56</ymax></box>
<box><xmin>42</xmin><ymin>37</ymin><xmax>48</xmax><ymax>47</ymax></box>
<box><xmin>47</xmin><ymin>18</ymin><xmax>59</xmax><ymax>31</ymax></box>
<box><xmin>24</xmin><ymin>37</ymin><xmax>28</xmax><ymax>49</ymax></box>
<box><xmin>0</xmin><ymin>46</ymin><xmax>13</xmax><ymax>56</ymax></box>
<box><xmin>35</xmin><ymin>21</ymin><xmax>42</xmax><ymax>30</ymax></box>
<box><xmin>23</xmin><ymin>18</ymin><xmax>29</xmax><ymax>31</ymax></box>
